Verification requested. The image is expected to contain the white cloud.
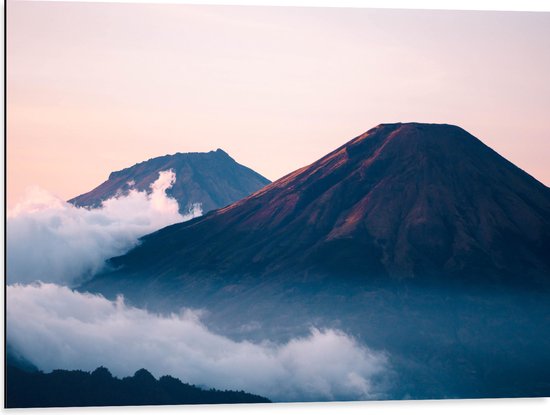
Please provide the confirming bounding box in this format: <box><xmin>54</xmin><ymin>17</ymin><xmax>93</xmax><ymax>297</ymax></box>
<box><xmin>6</xmin><ymin>169</ymin><xmax>390</xmax><ymax>402</ymax></box>
<box><xmin>6</xmin><ymin>170</ymin><xmax>202</xmax><ymax>286</ymax></box>
<box><xmin>7</xmin><ymin>283</ymin><xmax>390</xmax><ymax>402</ymax></box>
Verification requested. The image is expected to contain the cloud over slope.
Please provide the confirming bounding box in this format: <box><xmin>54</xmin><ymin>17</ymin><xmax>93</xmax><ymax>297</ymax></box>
<box><xmin>7</xmin><ymin>283</ymin><xmax>389</xmax><ymax>402</ymax></box>
<box><xmin>7</xmin><ymin>170</ymin><xmax>201</xmax><ymax>286</ymax></box>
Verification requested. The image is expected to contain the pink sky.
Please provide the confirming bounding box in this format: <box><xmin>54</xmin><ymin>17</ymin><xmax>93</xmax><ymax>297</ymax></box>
<box><xmin>7</xmin><ymin>1</ymin><xmax>550</xmax><ymax>207</ymax></box>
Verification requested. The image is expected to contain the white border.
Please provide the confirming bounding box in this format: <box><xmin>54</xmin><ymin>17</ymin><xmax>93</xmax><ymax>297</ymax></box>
<box><xmin>3</xmin><ymin>0</ymin><xmax>550</xmax><ymax>414</ymax></box>
<box><xmin>12</xmin><ymin>0</ymin><xmax>550</xmax><ymax>12</ymax></box>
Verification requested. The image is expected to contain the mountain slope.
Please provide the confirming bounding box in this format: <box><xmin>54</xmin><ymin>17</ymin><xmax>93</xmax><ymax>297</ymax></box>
<box><xmin>69</xmin><ymin>149</ymin><xmax>270</xmax><ymax>214</ymax></box>
<box><xmin>93</xmin><ymin>123</ymin><xmax>550</xmax><ymax>286</ymax></box>
<box><xmin>82</xmin><ymin>123</ymin><xmax>550</xmax><ymax>400</ymax></box>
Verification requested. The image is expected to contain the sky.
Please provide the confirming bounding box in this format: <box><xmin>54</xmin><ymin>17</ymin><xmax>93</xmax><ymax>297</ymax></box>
<box><xmin>7</xmin><ymin>1</ymin><xmax>550</xmax><ymax>207</ymax></box>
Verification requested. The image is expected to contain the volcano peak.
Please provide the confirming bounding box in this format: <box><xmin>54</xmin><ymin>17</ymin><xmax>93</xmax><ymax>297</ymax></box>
<box><xmin>94</xmin><ymin>123</ymin><xmax>550</xmax><ymax>286</ymax></box>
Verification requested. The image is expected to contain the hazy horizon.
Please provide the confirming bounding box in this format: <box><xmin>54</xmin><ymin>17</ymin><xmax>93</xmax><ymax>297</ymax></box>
<box><xmin>7</xmin><ymin>1</ymin><xmax>550</xmax><ymax>207</ymax></box>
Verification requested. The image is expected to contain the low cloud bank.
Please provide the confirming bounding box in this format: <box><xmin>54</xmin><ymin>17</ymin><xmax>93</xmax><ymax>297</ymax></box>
<box><xmin>7</xmin><ymin>170</ymin><xmax>201</xmax><ymax>286</ymax></box>
<box><xmin>6</xmin><ymin>170</ymin><xmax>391</xmax><ymax>402</ymax></box>
<box><xmin>7</xmin><ymin>283</ymin><xmax>389</xmax><ymax>402</ymax></box>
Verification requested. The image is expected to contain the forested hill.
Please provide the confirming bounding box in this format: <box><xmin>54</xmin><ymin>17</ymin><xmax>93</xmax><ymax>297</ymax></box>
<box><xmin>6</xmin><ymin>365</ymin><xmax>270</xmax><ymax>408</ymax></box>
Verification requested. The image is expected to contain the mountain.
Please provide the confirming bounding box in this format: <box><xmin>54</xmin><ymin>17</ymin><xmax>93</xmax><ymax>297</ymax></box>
<box><xmin>82</xmin><ymin>123</ymin><xmax>550</xmax><ymax>400</ymax></box>
<box><xmin>6</xmin><ymin>365</ymin><xmax>270</xmax><ymax>408</ymax></box>
<box><xmin>89</xmin><ymin>123</ymin><xmax>550</xmax><ymax>287</ymax></box>
<box><xmin>69</xmin><ymin>149</ymin><xmax>271</xmax><ymax>214</ymax></box>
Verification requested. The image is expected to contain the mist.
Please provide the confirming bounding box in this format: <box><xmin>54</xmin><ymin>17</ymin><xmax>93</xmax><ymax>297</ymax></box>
<box><xmin>6</xmin><ymin>170</ymin><xmax>201</xmax><ymax>286</ymax></box>
<box><xmin>6</xmin><ymin>169</ymin><xmax>391</xmax><ymax>402</ymax></box>
<box><xmin>7</xmin><ymin>283</ymin><xmax>390</xmax><ymax>402</ymax></box>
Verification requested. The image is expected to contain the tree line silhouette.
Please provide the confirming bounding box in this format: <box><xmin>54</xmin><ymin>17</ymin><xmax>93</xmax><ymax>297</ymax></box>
<box><xmin>6</xmin><ymin>365</ymin><xmax>270</xmax><ymax>408</ymax></box>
